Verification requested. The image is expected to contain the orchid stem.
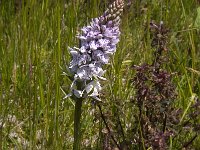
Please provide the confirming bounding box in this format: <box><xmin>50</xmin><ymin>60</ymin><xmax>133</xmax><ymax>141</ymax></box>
<box><xmin>73</xmin><ymin>98</ymin><xmax>83</xmax><ymax>150</ymax></box>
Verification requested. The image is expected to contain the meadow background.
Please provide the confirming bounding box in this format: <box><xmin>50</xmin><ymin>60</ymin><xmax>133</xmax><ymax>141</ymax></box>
<box><xmin>1</xmin><ymin>0</ymin><xmax>200</xmax><ymax>149</ymax></box>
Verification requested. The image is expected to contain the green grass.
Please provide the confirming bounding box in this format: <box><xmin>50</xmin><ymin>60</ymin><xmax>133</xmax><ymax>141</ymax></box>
<box><xmin>0</xmin><ymin>0</ymin><xmax>200</xmax><ymax>149</ymax></box>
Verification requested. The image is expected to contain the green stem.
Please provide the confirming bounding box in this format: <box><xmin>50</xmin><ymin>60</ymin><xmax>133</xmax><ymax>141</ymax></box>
<box><xmin>73</xmin><ymin>98</ymin><xmax>83</xmax><ymax>150</ymax></box>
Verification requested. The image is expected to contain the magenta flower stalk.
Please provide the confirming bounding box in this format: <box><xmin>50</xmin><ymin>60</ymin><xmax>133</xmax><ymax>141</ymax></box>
<box><xmin>66</xmin><ymin>1</ymin><xmax>124</xmax><ymax>149</ymax></box>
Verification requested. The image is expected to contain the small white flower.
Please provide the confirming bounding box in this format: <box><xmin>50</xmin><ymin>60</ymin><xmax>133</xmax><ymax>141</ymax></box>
<box><xmin>78</xmin><ymin>53</ymin><xmax>91</xmax><ymax>65</ymax></box>
<box><xmin>73</xmin><ymin>89</ymin><xmax>84</xmax><ymax>98</ymax></box>
<box><xmin>92</xmin><ymin>50</ymin><xmax>109</xmax><ymax>64</ymax></box>
<box><xmin>79</xmin><ymin>46</ymin><xmax>87</xmax><ymax>53</ymax></box>
<box><xmin>89</xmin><ymin>41</ymin><xmax>98</xmax><ymax>50</ymax></box>
<box><xmin>85</xmin><ymin>81</ymin><xmax>102</xmax><ymax>97</ymax></box>
<box><xmin>98</xmin><ymin>39</ymin><xmax>110</xmax><ymax>49</ymax></box>
<box><xmin>76</xmin><ymin>66</ymin><xmax>91</xmax><ymax>80</ymax></box>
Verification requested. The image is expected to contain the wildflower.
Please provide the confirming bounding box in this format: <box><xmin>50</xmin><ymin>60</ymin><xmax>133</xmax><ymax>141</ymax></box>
<box><xmin>67</xmin><ymin>0</ymin><xmax>124</xmax><ymax>100</ymax></box>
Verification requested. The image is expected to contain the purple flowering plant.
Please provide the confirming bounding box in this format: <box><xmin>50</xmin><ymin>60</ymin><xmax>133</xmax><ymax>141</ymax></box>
<box><xmin>67</xmin><ymin>0</ymin><xmax>124</xmax><ymax>101</ymax></box>
<box><xmin>65</xmin><ymin>1</ymin><xmax>124</xmax><ymax>149</ymax></box>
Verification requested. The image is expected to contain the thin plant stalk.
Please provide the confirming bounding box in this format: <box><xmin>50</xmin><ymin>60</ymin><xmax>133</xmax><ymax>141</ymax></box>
<box><xmin>73</xmin><ymin>98</ymin><xmax>83</xmax><ymax>150</ymax></box>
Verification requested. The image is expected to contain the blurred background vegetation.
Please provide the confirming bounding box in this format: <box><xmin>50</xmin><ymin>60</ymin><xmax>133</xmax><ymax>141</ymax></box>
<box><xmin>0</xmin><ymin>0</ymin><xmax>200</xmax><ymax>149</ymax></box>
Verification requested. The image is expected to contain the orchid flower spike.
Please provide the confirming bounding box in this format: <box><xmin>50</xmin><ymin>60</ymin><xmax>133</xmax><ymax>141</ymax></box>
<box><xmin>67</xmin><ymin>0</ymin><xmax>124</xmax><ymax>101</ymax></box>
